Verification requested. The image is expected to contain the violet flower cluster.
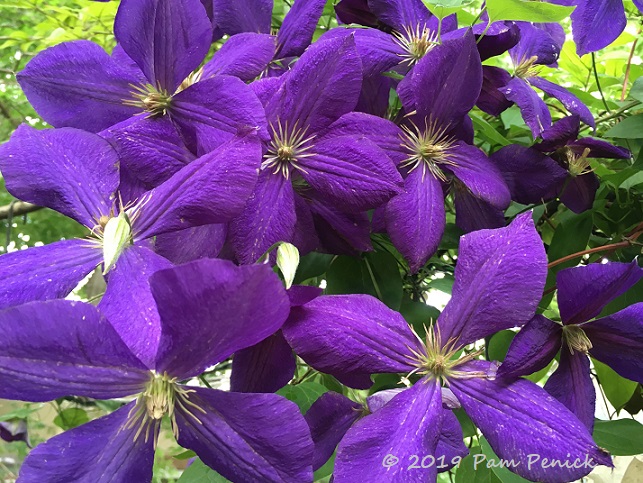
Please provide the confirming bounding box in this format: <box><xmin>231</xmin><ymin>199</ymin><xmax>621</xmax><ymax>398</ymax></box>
<box><xmin>0</xmin><ymin>0</ymin><xmax>640</xmax><ymax>481</ymax></box>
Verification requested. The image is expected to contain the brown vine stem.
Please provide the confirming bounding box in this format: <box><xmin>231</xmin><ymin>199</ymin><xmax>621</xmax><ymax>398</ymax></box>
<box><xmin>621</xmin><ymin>33</ymin><xmax>640</xmax><ymax>102</ymax></box>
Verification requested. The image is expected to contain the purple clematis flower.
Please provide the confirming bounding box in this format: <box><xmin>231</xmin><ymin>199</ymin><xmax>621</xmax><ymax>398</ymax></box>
<box><xmin>282</xmin><ymin>214</ymin><xmax>613</xmax><ymax>482</ymax></box>
<box><xmin>0</xmin><ymin>259</ymin><xmax>314</xmax><ymax>482</ymax></box>
<box><xmin>332</xmin><ymin>31</ymin><xmax>510</xmax><ymax>272</ymax></box>
<box><xmin>18</xmin><ymin>0</ymin><xmax>270</xmax><ymax>146</ymax></box>
<box><xmin>499</xmin><ymin>260</ymin><xmax>643</xmax><ymax>431</ymax></box>
<box><xmin>492</xmin><ymin>115</ymin><xmax>631</xmax><ymax>213</ymax></box>
<box><xmin>478</xmin><ymin>22</ymin><xmax>595</xmax><ymax>137</ymax></box>
<box><xmin>0</xmin><ymin>125</ymin><xmax>261</xmax><ymax>313</ymax></box>
<box><xmin>228</xmin><ymin>34</ymin><xmax>403</xmax><ymax>264</ymax></box>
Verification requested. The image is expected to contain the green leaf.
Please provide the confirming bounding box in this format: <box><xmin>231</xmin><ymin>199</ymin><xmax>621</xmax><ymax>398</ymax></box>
<box><xmin>479</xmin><ymin>437</ymin><xmax>531</xmax><ymax>483</ymax></box>
<box><xmin>604</xmin><ymin>114</ymin><xmax>643</xmax><ymax>139</ymax></box>
<box><xmin>174</xmin><ymin>450</ymin><xmax>197</xmax><ymax>460</ymax></box>
<box><xmin>177</xmin><ymin>459</ymin><xmax>230</xmax><ymax>482</ymax></box>
<box><xmin>400</xmin><ymin>297</ymin><xmax>441</xmax><ymax>337</ymax></box>
<box><xmin>486</xmin><ymin>0</ymin><xmax>575</xmax><ymax>22</ymax></box>
<box><xmin>628</xmin><ymin>76</ymin><xmax>643</xmax><ymax>103</ymax></box>
<box><xmin>0</xmin><ymin>404</ymin><xmax>42</xmax><ymax>421</ymax></box>
<box><xmin>454</xmin><ymin>408</ymin><xmax>477</xmax><ymax>438</ymax></box>
<box><xmin>277</xmin><ymin>381</ymin><xmax>328</xmax><ymax>414</ymax></box>
<box><xmin>293</xmin><ymin>252</ymin><xmax>333</xmax><ymax>283</ymax></box>
<box><xmin>471</xmin><ymin>113</ymin><xmax>511</xmax><ymax>147</ymax></box>
<box><xmin>592</xmin><ymin>358</ymin><xmax>638</xmax><ymax>411</ymax></box>
<box><xmin>487</xmin><ymin>330</ymin><xmax>516</xmax><ymax>362</ymax></box>
<box><xmin>455</xmin><ymin>446</ymin><xmax>502</xmax><ymax>483</ymax></box>
<box><xmin>424</xmin><ymin>0</ymin><xmax>473</xmax><ymax>18</ymax></box>
<box><xmin>53</xmin><ymin>407</ymin><xmax>89</xmax><ymax>430</ymax></box>
<box><xmin>593</xmin><ymin>419</ymin><xmax>643</xmax><ymax>455</ymax></box>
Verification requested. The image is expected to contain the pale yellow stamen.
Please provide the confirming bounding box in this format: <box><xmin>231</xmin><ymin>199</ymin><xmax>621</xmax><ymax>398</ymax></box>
<box><xmin>263</xmin><ymin>119</ymin><xmax>315</xmax><ymax>179</ymax></box>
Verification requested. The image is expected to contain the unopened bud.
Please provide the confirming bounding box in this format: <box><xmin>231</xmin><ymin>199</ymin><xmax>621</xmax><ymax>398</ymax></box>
<box><xmin>276</xmin><ymin>242</ymin><xmax>299</xmax><ymax>289</ymax></box>
<box><xmin>102</xmin><ymin>211</ymin><xmax>132</xmax><ymax>274</ymax></box>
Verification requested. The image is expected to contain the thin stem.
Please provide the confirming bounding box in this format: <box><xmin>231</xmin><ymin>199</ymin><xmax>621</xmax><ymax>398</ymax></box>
<box><xmin>547</xmin><ymin>229</ymin><xmax>642</xmax><ymax>269</ymax></box>
<box><xmin>621</xmin><ymin>34</ymin><xmax>639</xmax><ymax>101</ymax></box>
<box><xmin>592</xmin><ymin>52</ymin><xmax>611</xmax><ymax>113</ymax></box>
<box><xmin>363</xmin><ymin>256</ymin><xmax>384</xmax><ymax>301</ymax></box>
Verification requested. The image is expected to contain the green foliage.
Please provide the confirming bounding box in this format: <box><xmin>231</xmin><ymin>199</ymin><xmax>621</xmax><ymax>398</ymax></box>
<box><xmin>593</xmin><ymin>419</ymin><xmax>643</xmax><ymax>456</ymax></box>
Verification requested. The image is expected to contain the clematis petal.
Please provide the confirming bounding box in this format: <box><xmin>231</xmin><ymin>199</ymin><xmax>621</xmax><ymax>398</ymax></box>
<box><xmin>98</xmin><ymin>245</ymin><xmax>172</xmax><ymax>369</ymax></box>
<box><xmin>537</xmin><ymin>115</ymin><xmax>581</xmax><ymax>152</ymax></box>
<box><xmin>308</xmin><ymin>196</ymin><xmax>372</xmax><ymax>253</ymax></box>
<box><xmin>305</xmin><ymin>391</ymin><xmax>363</xmax><ymax>471</ymax></box>
<box><xmin>151</xmin><ymin>258</ymin><xmax>290</xmax><ymax>379</ymax></box>
<box><xmin>212</xmin><ymin>0</ymin><xmax>273</xmax><ymax>34</ymax></box>
<box><xmin>0</xmin><ymin>300</ymin><xmax>149</xmax><ymax>402</ymax></box>
<box><xmin>103</xmin><ymin>115</ymin><xmax>194</xmax><ymax>189</ymax></box>
<box><xmin>230</xmin><ymin>331</ymin><xmax>295</xmax><ymax>393</ymax></box>
<box><xmin>585</xmin><ymin>303</ymin><xmax>643</xmax><ymax>384</ymax></box>
<box><xmin>276</xmin><ymin>0</ymin><xmax>327</xmax><ymax>58</ymax></box>
<box><xmin>287</xmin><ymin>285</ymin><xmax>323</xmax><ymax>307</ymax></box>
<box><xmin>398</xmin><ymin>31</ymin><xmax>482</xmax><ymax>128</ymax></box>
<box><xmin>543</xmin><ymin>349</ymin><xmax>595</xmax><ymax>431</ymax></box>
<box><xmin>474</xmin><ymin>22</ymin><xmax>521</xmax><ymax>61</ymax></box>
<box><xmin>557</xmin><ymin>261</ymin><xmax>643</xmax><ymax>325</ymax></box>
<box><xmin>510</xmin><ymin>22</ymin><xmax>561</xmax><ymax>66</ymax></box>
<box><xmin>356</xmin><ymin>74</ymin><xmax>394</xmax><ymax>117</ymax></box>
<box><xmin>529</xmin><ymin>76</ymin><xmax>595</xmax><ymax>129</ymax></box>
<box><xmin>559</xmin><ymin>173</ymin><xmax>599</xmax><ymax>213</ymax></box>
<box><xmin>282</xmin><ymin>295</ymin><xmax>422</xmax><ymax>385</ymax></box>
<box><xmin>229</xmin><ymin>171</ymin><xmax>297</xmax><ymax>264</ymax></box>
<box><xmin>437</xmin><ymin>410</ymin><xmax>469</xmax><ymax>471</ymax></box>
<box><xmin>570</xmin><ymin>137</ymin><xmax>631</xmax><ymax>159</ymax></box>
<box><xmin>477</xmin><ymin>66</ymin><xmax>513</xmax><ymax>116</ymax></box>
<box><xmin>447</xmin><ymin>142</ymin><xmax>511</xmax><ymax>209</ymax></box>
<box><xmin>436</xmin><ymin>213</ymin><xmax>547</xmax><ymax>348</ymax></box>
<box><xmin>498</xmin><ymin>315</ymin><xmax>562</xmax><ymax>379</ymax></box>
<box><xmin>334</xmin><ymin>379</ymin><xmax>443</xmax><ymax>481</ymax></box>
<box><xmin>174</xmin><ymin>387</ymin><xmax>313</xmax><ymax>481</ymax></box>
<box><xmin>17</xmin><ymin>40</ymin><xmax>141</xmax><ymax>132</ymax></box>
<box><xmin>500</xmin><ymin>76</ymin><xmax>551</xmax><ymax>138</ymax></box>
<box><xmin>367</xmin><ymin>0</ymin><xmax>433</xmax><ymax>32</ymax></box>
<box><xmin>450</xmin><ymin>360</ymin><xmax>612</xmax><ymax>482</ymax></box>
<box><xmin>266</xmin><ymin>35</ymin><xmax>362</xmax><ymax>133</ymax></box>
<box><xmin>169</xmin><ymin>76</ymin><xmax>267</xmax><ymax>156</ymax></box>
<box><xmin>453</xmin><ymin>187</ymin><xmax>506</xmax><ymax>233</ymax></box>
<box><xmin>568</xmin><ymin>0</ymin><xmax>627</xmax><ymax>56</ymax></box>
<box><xmin>490</xmin><ymin>145</ymin><xmax>567</xmax><ymax>204</ymax></box>
<box><xmin>202</xmin><ymin>33</ymin><xmax>275</xmax><ymax>82</ymax></box>
<box><xmin>0</xmin><ymin>125</ymin><xmax>118</xmax><ymax>228</ymax></box>
<box><xmin>385</xmin><ymin>168</ymin><xmax>445</xmax><ymax>273</ymax></box>
<box><xmin>0</xmin><ymin>240</ymin><xmax>102</xmax><ymax>310</ymax></box>
<box><xmin>132</xmin><ymin>131</ymin><xmax>261</xmax><ymax>240</ymax></box>
<box><xmin>154</xmin><ymin>224</ymin><xmax>227</xmax><ymax>264</ymax></box>
<box><xmin>114</xmin><ymin>0</ymin><xmax>212</xmax><ymax>92</ymax></box>
<box><xmin>19</xmin><ymin>402</ymin><xmax>154</xmax><ymax>483</ymax></box>
<box><xmin>300</xmin><ymin>136</ymin><xmax>403</xmax><ymax>213</ymax></box>
<box><xmin>335</xmin><ymin>0</ymin><xmax>379</xmax><ymax>27</ymax></box>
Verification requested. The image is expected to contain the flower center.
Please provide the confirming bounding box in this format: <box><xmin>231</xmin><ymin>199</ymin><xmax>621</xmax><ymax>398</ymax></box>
<box><xmin>124</xmin><ymin>83</ymin><xmax>172</xmax><ymax>117</ymax></box>
<box><xmin>400</xmin><ymin>117</ymin><xmax>456</xmax><ymax>182</ymax></box>
<box><xmin>263</xmin><ymin>119</ymin><xmax>315</xmax><ymax>179</ymax></box>
<box><xmin>560</xmin><ymin>146</ymin><xmax>593</xmax><ymax>176</ymax></box>
<box><xmin>394</xmin><ymin>24</ymin><xmax>439</xmax><ymax>66</ymax></box>
<box><xmin>514</xmin><ymin>55</ymin><xmax>541</xmax><ymax>79</ymax></box>
<box><xmin>562</xmin><ymin>325</ymin><xmax>593</xmax><ymax>354</ymax></box>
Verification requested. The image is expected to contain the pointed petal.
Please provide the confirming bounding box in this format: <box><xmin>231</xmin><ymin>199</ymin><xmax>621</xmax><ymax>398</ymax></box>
<box><xmin>490</xmin><ymin>144</ymin><xmax>567</xmax><ymax>204</ymax></box>
<box><xmin>133</xmin><ymin>131</ymin><xmax>261</xmax><ymax>240</ymax></box>
<box><xmin>174</xmin><ymin>387</ymin><xmax>313</xmax><ymax>481</ymax></box>
<box><xmin>335</xmin><ymin>380</ymin><xmax>443</xmax><ymax>481</ymax></box>
<box><xmin>151</xmin><ymin>259</ymin><xmax>290</xmax><ymax>379</ymax></box>
<box><xmin>585</xmin><ymin>303</ymin><xmax>643</xmax><ymax>384</ymax></box>
<box><xmin>304</xmin><ymin>391</ymin><xmax>363</xmax><ymax>471</ymax></box>
<box><xmin>477</xmin><ymin>66</ymin><xmax>513</xmax><ymax>116</ymax></box>
<box><xmin>437</xmin><ymin>213</ymin><xmax>547</xmax><ymax>348</ymax></box>
<box><xmin>368</xmin><ymin>0</ymin><xmax>433</xmax><ymax>32</ymax></box>
<box><xmin>98</xmin><ymin>245</ymin><xmax>172</xmax><ymax>369</ymax></box>
<box><xmin>212</xmin><ymin>0</ymin><xmax>273</xmax><ymax>34</ymax></box>
<box><xmin>169</xmin><ymin>76</ymin><xmax>267</xmax><ymax>156</ymax></box>
<box><xmin>557</xmin><ymin>261</ymin><xmax>643</xmax><ymax>325</ymax></box>
<box><xmin>230</xmin><ymin>331</ymin><xmax>295</xmax><ymax>393</ymax></box>
<box><xmin>19</xmin><ymin>402</ymin><xmax>154</xmax><ymax>483</ymax></box>
<box><xmin>530</xmin><ymin>76</ymin><xmax>595</xmax><ymax>129</ymax></box>
<box><xmin>114</xmin><ymin>0</ymin><xmax>212</xmax><ymax>92</ymax></box>
<box><xmin>202</xmin><ymin>33</ymin><xmax>275</xmax><ymax>82</ymax></box>
<box><xmin>385</xmin><ymin>168</ymin><xmax>445</xmax><ymax>273</ymax></box>
<box><xmin>510</xmin><ymin>22</ymin><xmax>561</xmax><ymax>66</ymax></box>
<box><xmin>0</xmin><ymin>240</ymin><xmax>102</xmax><ymax>310</ymax></box>
<box><xmin>0</xmin><ymin>300</ymin><xmax>149</xmax><ymax>401</ymax></box>
<box><xmin>537</xmin><ymin>115</ymin><xmax>581</xmax><ymax>152</ymax></box>
<box><xmin>229</xmin><ymin>171</ymin><xmax>297</xmax><ymax>265</ymax></box>
<box><xmin>0</xmin><ymin>125</ymin><xmax>118</xmax><ymax>228</ymax></box>
<box><xmin>276</xmin><ymin>0</ymin><xmax>326</xmax><ymax>58</ymax></box>
<box><xmin>569</xmin><ymin>0</ymin><xmax>627</xmax><ymax>56</ymax></box>
<box><xmin>437</xmin><ymin>410</ymin><xmax>469</xmax><ymax>471</ymax></box>
<box><xmin>450</xmin><ymin>360</ymin><xmax>612</xmax><ymax>482</ymax></box>
<box><xmin>454</xmin><ymin>187</ymin><xmax>506</xmax><ymax>233</ymax></box>
<box><xmin>154</xmin><ymin>223</ymin><xmax>227</xmax><ymax>264</ymax></box>
<box><xmin>16</xmin><ymin>40</ymin><xmax>140</xmax><ymax>132</ymax></box>
<box><xmin>475</xmin><ymin>22</ymin><xmax>520</xmax><ymax>61</ymax></box>
<box><xmin>266</xmin><ymin>35</ymin><xmax>362</xmax><ymax>133</ymax></box>
<box><xmin>102</xmin><ymin>115</ymin><xmax>194</xmax><ymax>189</ymax></box>
<box><xmin>497</xmin><ymin>315</ymin><xmax>562</xmax><ymax>379</ymax></box>
<box><xmin>448</xmin><ymin>143</ymin><xmax>511</xmax><ymax>209</ymax></box>
<box><xmin>308</xmin><ymin>196</ymin><xmax>372</xmax><ymax>253</ymax></box>
<box><xmin>398</xmin><ymin>31</ymin><xmax>482</xmax><ymax>128</ymax></box>
<box><xmin>570</xmin><ymin>137</ymin><xmax>631</xmax><ymax>159</ymax></box>
<box><xmin>501</xmin><ymin>76</ymin><xmax>551</xmax><ymax>137</ymax></box>
<box><xmin>543</xmin><ymin>349</ymin><xmax>595</xmax><ymax>431</ymax></box>
<box><xmin>301</xmin><ymin>136</ymin><xmax>403</xmax><ymax>213</ymax></box>
<box><xmin>559</xmin><ymin>173</ymin><xmax>599</xmax><ymax>213</ymax></box>
<box><xmin>282</xmin><ymin>295</ymin><xmax>422</xmax><ymax>385</ymax></box>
